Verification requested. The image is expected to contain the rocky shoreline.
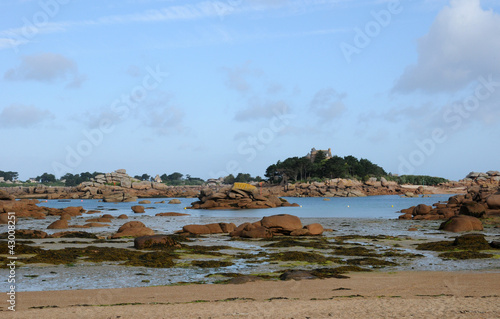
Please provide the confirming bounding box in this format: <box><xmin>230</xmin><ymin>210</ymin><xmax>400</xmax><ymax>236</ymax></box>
<box><xmin>3</xmin><ymin>169</ymin><xmax>498</xmax><ymax>201</ymax></box>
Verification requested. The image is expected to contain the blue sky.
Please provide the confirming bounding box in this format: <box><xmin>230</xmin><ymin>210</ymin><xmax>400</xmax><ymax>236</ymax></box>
<box><xmin>1</xmin><ymin>0</ymin><xmax>499</xmax><ymax>181</ymax></box>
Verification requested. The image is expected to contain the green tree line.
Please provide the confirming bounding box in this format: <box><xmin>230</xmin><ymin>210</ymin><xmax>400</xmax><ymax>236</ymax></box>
<box><xmin>265</xmin><ymin>151</ymin><xmax>387</xmax><ymax>183</ymax></box>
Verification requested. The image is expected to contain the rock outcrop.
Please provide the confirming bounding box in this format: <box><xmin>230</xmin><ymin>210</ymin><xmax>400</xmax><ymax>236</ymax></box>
<box><xmin>111</xmin><ymin>221</ymin><xmax>155</xmax><ymax>238</ymax></box>
<box><xmin>179</xmin><ymin>214</ymin><xmax>324</xmax><ymax>238</ymax></box>
<box><xmin>188</xmin><ymin>184</ymin><xmax>298</xmax><ymax>210</ymax></box>
<box><xmin>439</xmin><ymin>215</ymin><xmax>484</xmax><ymax>232</ymax></box>
<box><xmin>399</xmin><ymin>186</ymin><xmax>500</xmax><ymax>221</ymax></box>
<box><xmin>156</xmin><ymin>212</ymin><xmax>190</xmax><ymax>217</ymax></box>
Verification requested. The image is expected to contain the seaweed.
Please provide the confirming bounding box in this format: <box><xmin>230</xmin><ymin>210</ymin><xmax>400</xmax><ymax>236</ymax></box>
<box><xmin>417</xmin><ymin>234</ymin><xmax>493</xmax><ymax>252</ymax></box>
<box><xmin>80</xmin><ymin>246</ymin><xmax>144</xmax><ymax>262</ymax></box>
<box><xmin>234</xmin><ymin>251</ymin><xmax>269</xmax><ymax>259</ymax></box>
<box><xmin>0</xmin><ymin>242</ymin><xmax>41</xmax><ymax>254</ymax></box>
<box><xmin>332</xmin><ymin>246</ymin><xmax>380</xmax><ymax>257</ymax></box>
<box><xmin>124</xmin><ymin>251</ymin><xmax>176</xmax><ymax>268</ymax></box>
<box><xmin>182</xmin><ymin>245</ymin><xmax>233</xmax><ymax>256</ymax></box>
<box><xmin>264</xmin><ymin>239</ymin><xmax>330</xmax><ymax>249</ymax></box>
<box><xmin>191</xmin><ymin>260</ymin><xmax>235</xmax><ymax>268</ymax></box>
<box><xmin>267</xmin><ymin>251</ymin><xmax>339</xmax><ymax>264</ymax></box>
<box><xmin>438</xmin><ymin>251</ymin><xmax>494</xmax><ymax>260</ymax></box>
<box><xmin>26</xmin><ymin>248</ymin><xmax>81</xmax><ymax>265</ymax></box>
<box><xmin>58</xmin><ymin>232</ymin><xmax>98</xmax><ymax>239</ymax></box>
<box><xmin>346</xmin><ymin>257</ymin><xmax>397</xmax><ymax>266</ymax></box>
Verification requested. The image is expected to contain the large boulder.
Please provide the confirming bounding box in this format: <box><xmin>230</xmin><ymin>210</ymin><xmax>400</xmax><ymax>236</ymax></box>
<box><xmin>486</xmin><ymin>194</ymin><xmax>500</xmax><ymax>209</ymax></box>
<box><xmin>47</xmin><ymin>219</ymin><xmax>69</xmax><ymax>229</ymax></box>
<box><xmin>439</xmin><ymin>215</ymin><xmax>483</xmax><ymax>232</ymax></box>
<box><xmin>112</xmin><ymin>221</ymin><xmax>155</xmax><ymax>238</ymax></box>
<box><xmin>205</xmin><ymin>223</ymin><xmax>223</xmax><ymax>234</ymax></box>
<box><xmin>117</xmin><ymin>221</ymin><xmax>145</xmax><ymax>232</ymax></box>
<box><xmin>261</xmin><ymin>214</ymin><xmax>302</xmax><ymax>232</ymax></box>
<box><xmin>459</xmin><ymin>202</ymin><xmax>486</xmax><ymax>218</ymax></box>
<box><xmin>219</xmin><ymin>222</ymin><xmax>236</xmax><ymax>233</ymax></box>
<box><xmin>0</xmin><ymin>190</ymin><xmax>14</xmax><ymax>200</ymax></box>
<box><xmin>132</xmin><ymin>181</ymin><xmax>152</xmax><ymax>190</ymax></box>
<box><xmin>414</xmin><ymin>204</ymin><xmax>432</xmax><ymax>216</ymax></box>
<box><xmin>103</xmin><ymin>193</ymin><xmax>125</xmax><ymax>202</ymax></box>
<box><xmin>304</xmin><ymin>223</ymin><xmax>324</xmax><ymax>235</ymax></box>
<box><xmin>168</xmin><ymin>199</ymin><xmax>182</xmax><ymax>204</ymax></box>
<box><xmin>62</xmin><ymin>206</ymin><xmax>85</xmax><ymax>216</ymax></box>
<box><xmin>241</xmin><ymin>226</ymin><xmax>273</xmax><ymax>239</ymax></box>
<box><xmin>131</xmin><ymin>205</ymin><xmax>145</xmax><ymax>214</ymax></box>
<box><xmin>290</xmin><ymin>229</ymin><xmax>310</xmax><ymax>236</ymax></box>
<box><xmin>182</xmin><ymin>224</ymin><xmax>211</xmax><ymax>234</ymax></box>
<box><xmin>134</xmin><ymin>235</ymin><xmax>179</xmax><ymax>249</ymax></box>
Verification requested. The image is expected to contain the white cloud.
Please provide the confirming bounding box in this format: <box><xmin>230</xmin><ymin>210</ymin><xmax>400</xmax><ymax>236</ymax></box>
<box><xmin>0</xmin><ymin>104</ymin><xmax>54</xmax><ymax>128</ymax></box>
<box><xmin>234</xmin><ymin>99</ymin><xmax>289</xmax><ymax>121</ymax></box>
<box><xmin>142</xmin><ymin>106</ymin><xmax>185</xmax><ymax>135</ymax></box>
<box><xmin>221</xmin><ymin>61</ymin><xmax>262</xmax><ymax>93</ymax></box>
<box><xmin>4</xmin><ymin>53</ymin><xmax>85</xmax><ymax>88</ymax></box>
<box><xmin>309</xmin><ymin>87</ymin><xmax>346</xmax><ymax>122</ymax></box>
<box><xmin>393</xmin><ymin>0</ymin><xmax>500</xmax><ymax>93</ymax></box>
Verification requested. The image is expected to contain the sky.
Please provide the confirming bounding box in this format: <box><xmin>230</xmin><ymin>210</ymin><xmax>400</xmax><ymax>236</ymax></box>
<box><xmin>1</xmin><ymin>0</ymin><xmax>499</xmax><ymax>181</ymax></box>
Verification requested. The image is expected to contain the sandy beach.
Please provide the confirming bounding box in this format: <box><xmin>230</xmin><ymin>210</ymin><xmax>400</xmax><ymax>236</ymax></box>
<box><xmin>7</xmin><ymin>271</ymin><xmax>499</xmax><ymax>318</ymax></box>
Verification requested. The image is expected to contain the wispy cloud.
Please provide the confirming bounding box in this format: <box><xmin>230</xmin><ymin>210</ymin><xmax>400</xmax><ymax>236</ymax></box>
<box><xmin>309</xmin><ymin>87</ymin><xmax>346</xmax><ymax>123</ymax></box>
<box><xmin>1</xmin><ymin>0</ymin><xmax>348</xmax><ymax>50</ymax></box>
<box><xmin>4</xmin><ymin>53</ymin><xmax>86</xmax><ymax>88</ymax></box>
<box><xmin>0</xmin><ymin>104</ymin><xmax>55</xmax><ymax>128</ymax></box>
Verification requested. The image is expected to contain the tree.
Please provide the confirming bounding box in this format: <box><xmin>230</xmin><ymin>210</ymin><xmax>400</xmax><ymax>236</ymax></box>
<box><xmin>224</xmin><ymin>174</ymin><xmax>235</xmax><ymax>184</ymax></box>
<box><xmin>313</xmin><ymin>150</ymin><xmax>326</xmax><ymax>163</ymax></box>
<box><xmin>265</xmin><ymin>152</ymin><xmax>389</xmax><ymax>182</ymax></box>
<box><xmin>167</xmin><ymin>172</ymin><xmax>183</xmax><ymax>181</ymax></box>
<box><xmin>323</xmin><ymin>156</ymin><xmax>347</xmax><ymax>178</ymax></box>
<box><xmin>235</xmin><ymin>173</ymin><xmax>251</xmax><ymax>183</ymax></box>
<box><xmin>36</xmin><ymin>173</ymin><xmax>56</xmax><ymax>184</ymax></box>
<box><xmin>0</xmin><ymin>170</ymin><xmax>19</xmax><ymax>182</ymax></box>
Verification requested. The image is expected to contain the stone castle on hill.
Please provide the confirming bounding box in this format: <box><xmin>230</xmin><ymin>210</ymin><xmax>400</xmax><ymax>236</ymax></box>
<box><xmin>305</xmin><ymin>147</ymin><xmax>333</xmax><ymax>162</ymax></box>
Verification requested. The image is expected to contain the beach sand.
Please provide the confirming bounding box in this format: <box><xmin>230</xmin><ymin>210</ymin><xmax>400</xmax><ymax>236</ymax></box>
<box><xmin>8</xmin><ymin>271</ymin><xmax>500</xmax><ymax>318</ymax></box>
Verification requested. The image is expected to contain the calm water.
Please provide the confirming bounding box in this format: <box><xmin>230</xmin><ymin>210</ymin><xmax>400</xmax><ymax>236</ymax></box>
<box><xmin>37</xmin><ymin>194</ymin><xmax>454</xmax><ymax>219</ymax></box>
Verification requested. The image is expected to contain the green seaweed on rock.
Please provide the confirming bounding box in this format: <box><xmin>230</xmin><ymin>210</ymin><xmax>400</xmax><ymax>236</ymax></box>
<box><xmin>346</xmin><ymin>257</ymin><xmax>397</xmax><ymax>267</ymax></box>
<box><xmin>191</xmin><ymin>260</ymin><xmax>235</xmax><ymax>268</ymax></box>
<box><xmin>267</xmin><ymin>251</ymin><xmax>339</xmax><ymax>264</ymax></box>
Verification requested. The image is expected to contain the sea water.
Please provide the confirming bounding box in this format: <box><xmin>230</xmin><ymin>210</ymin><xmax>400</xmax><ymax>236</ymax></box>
<box><xmin>37</xmin><ymin>194</ymin><xmax>454</xmax><ymax>219</ymax></box>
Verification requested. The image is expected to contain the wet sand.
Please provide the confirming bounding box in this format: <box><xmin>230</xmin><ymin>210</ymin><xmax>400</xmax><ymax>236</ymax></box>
<box><xmin>9</xmin><ymin>271</ymin><xmax>500</xmax><ymax>318</ymax></box>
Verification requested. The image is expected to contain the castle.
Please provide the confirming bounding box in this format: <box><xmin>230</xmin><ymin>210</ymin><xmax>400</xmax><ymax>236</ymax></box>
<box><xmin>305</xmin><ymin>147</ymin><xmax>332</xmax><ymax>162</ymax></box>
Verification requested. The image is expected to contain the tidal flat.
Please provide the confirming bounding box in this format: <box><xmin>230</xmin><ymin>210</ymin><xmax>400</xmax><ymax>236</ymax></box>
<box><xmin>2</xmin><ymin>211</ymin><xmax>499</xmax><ymax>292</ymax></box>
